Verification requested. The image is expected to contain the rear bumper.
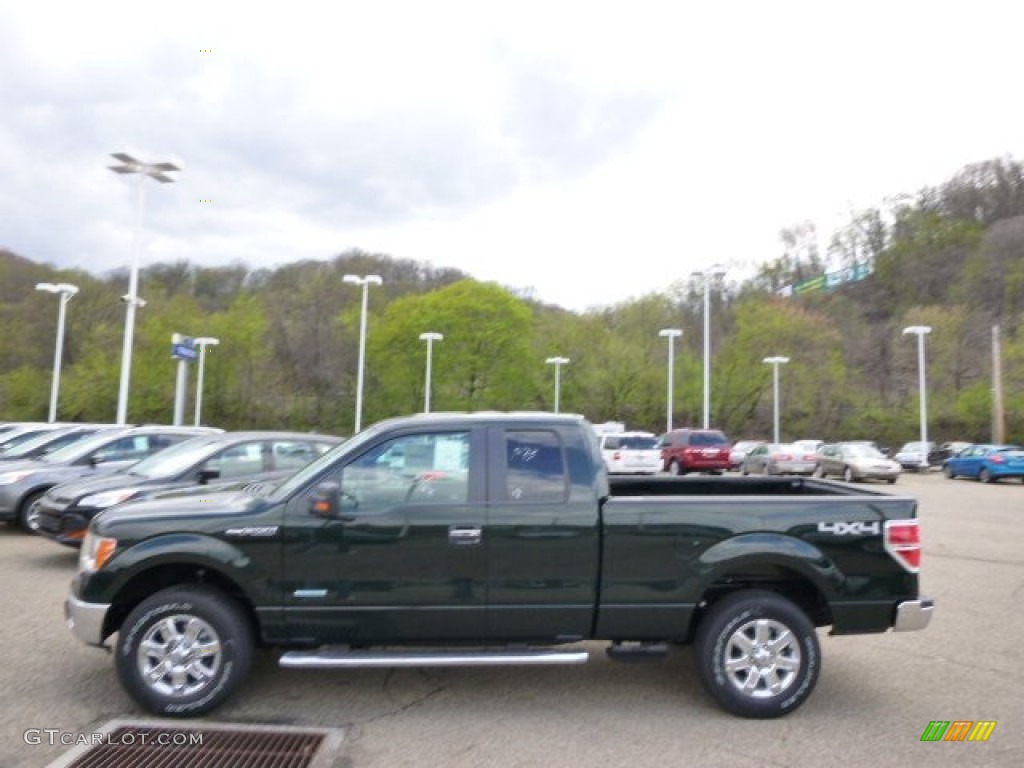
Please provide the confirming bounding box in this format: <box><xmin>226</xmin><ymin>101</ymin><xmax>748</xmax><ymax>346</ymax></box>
<box><xmin>894</xmin><ymin>598</ymin><xmax>935</xmax><ymax>631</ymax></box>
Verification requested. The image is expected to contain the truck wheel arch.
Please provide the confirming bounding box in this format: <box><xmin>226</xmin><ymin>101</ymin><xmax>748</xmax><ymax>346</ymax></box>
<box><xmin>104</xmin><ymin>562</ymin><xmax>258</xmax><ymax>644</ymax></box>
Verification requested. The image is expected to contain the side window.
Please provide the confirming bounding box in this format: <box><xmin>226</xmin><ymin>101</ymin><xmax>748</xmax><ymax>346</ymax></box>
<box><xmin>504</xmin><ymin>430</ymin><xmax>567</xmax><ymax>503</ymax></box>
<box><xmin>273</xmin><ymin>440</ymin><xmax>326</xmax><ymax>471</ymax></box>
<box><xmin>93</xmin><ymin>436</ymin><xmax>150</xmax><ymax>463</ymax></box>
<box><xmin>204</xmin><ymin>442</ymin><xmax>266</xmax><ymax>479</ymax></box>
<box><xmin>340</xmin><ymin>432</ymin><xmax>470</xmax><ymax>510</ymax></box>
<box><xmin>603</xmin><ymin>436</ymin><xmax>620</xmax><ymax>450</ymax></box>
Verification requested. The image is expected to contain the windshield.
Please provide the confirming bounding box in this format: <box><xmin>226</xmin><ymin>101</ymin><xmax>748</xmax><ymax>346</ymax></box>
<box><xmin>0</xmin><ymin>429</ymin><xmax>94</xmax><ymax>458</ymax></box>
<box><xmin>691</xmin><ymin>431</ymin><xmax>728</xmax><ymax>446</ymax></box>
<box><xmin>41</xmin><ymin>429</ymin><xmax>132</xmax><ymax>464</ymax></box>
<box><xmin>269</xmin><ymin>421</ymin><xmax>390</xmax><ymax>501</ymax></box>
<box><xmin>899</xmin><ymin>442</ymin><xmax>928</xmax><ymax>453</ymax></box>
<box><xmin>844</xmin><ymin>444</ymin><xmax>885</xmax><ymax>459</ymax></box>
<box><xmin>620</xmin><ymin>436</ymin><xmax>657</xmax><ymax>450</ymax></box>
<box><xmin>125</xmin><ymin>434</ymin><xmax>227</xmax><ymax>479</ymax></box>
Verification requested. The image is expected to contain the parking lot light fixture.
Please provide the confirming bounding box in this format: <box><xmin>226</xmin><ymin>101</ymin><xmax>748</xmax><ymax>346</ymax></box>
<box><xmin>903</xmin><ymin>325</ymin><xmax>933</xmax><ymax>469</ymax></box>
<box><xmin>419</xmin><ymin>332</ymin><xmax>444</xmax><ymax>413</ymax></box>
<box><xmin>35</xmin><ymin>282</ymin><xmax>79</xmax><ymax>422</ymax></box>
<box><xmin>692</xmin><ymin>265</ymin><xmax>728</xmax><ymax>428</ymax></box>
<box><xmin>109</xmin><ymin>151</ymin><xmax>181</xmax><ymax>425</ymax></box>
<box><xmin>763</xmin><ymin>356</ymin><xmax>790</xmax><ymax>444</ymax></box>
<box><xmin>192</xmin><ymin>337</ymin><xmax>220</xmax><ymax>426</ymax></box>
<box><xmin>659</xmin><ymin>329</ymin><xmax>683</xmax><ymax>432</ymax></box>
<box><xmin>343</xmin><ymin>274</ymin><xmax>383</xmax><ymax>432</ymax></box>
<box><xmin>545</xmin><ymin>357</ymin><xmax>570</xmax><ymax>413</ymax></box>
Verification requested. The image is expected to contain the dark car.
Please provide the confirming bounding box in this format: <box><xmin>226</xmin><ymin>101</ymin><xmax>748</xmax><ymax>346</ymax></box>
<box><xmin>0</xmin><ymin>425</ymin><xmax>220</xmax><ymax>530</ymax></box>
<box><xmin>35</xmin><ymin>430</ymin><xmax>342</xmax><ymax>546</ymax></box>
<box><xmin>657</xmin><ymin>428</ymin><xmax>732</xmax><ymax>474</ymax></box>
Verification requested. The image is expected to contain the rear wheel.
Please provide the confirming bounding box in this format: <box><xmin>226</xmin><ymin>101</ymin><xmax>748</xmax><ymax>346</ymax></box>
<box><xmin>694</xmin><ymin>590</ymin><xmax>820</xmax><ymax>718</ymax></box>
<box><xmin>17</xmin><ymin>490</ymin><xmax>46</xmax><ymax>532</ymax></box>
<box><xmin>843</xmin><ymin>467</ymin><xmax>856</xmax><ymax>483</ymax></box>
<box><xmin>943</xmin><ymin>464</ymin><xmax>954</xmax><ymax>479</ymax></box>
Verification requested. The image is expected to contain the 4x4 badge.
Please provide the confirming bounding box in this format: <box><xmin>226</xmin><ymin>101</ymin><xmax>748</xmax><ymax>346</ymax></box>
<box><xmin>817</xmin><ymin>521</ymin><xmax>880</xmax><ymax>535</ymax></box>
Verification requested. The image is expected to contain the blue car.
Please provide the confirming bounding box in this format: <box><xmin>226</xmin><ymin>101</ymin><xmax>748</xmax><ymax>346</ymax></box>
<box><xmin>942</xmin><ymin>444</ymin><xmax>1024</xmax><ymax>483</ymax></box>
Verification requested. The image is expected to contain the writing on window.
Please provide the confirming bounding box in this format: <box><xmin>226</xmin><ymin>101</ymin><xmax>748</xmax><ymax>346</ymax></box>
<box><xmin>505</xmin><ymin>430</ymin><xmax>567</xmax><ymax>503</ymax></box>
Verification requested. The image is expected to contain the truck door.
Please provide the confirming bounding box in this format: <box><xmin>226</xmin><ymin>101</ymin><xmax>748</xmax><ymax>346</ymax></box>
<box><xmin>281</xmin><ymin>427</ymin><xmax>487</xmax><ymax>644</ymax></box>
<box><xmin>485</xmin><ymin>426</ymin><xmax>601</xmax><ymax>641</ymax></box>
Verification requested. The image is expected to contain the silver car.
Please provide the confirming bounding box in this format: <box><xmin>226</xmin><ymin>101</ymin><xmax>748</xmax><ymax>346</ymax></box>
<box><xmin>815</xmin><ymin>443</ymin><xmax>901</xmax><ymax>484</ymax></box>
<box><xmin>740</xmin><ymin>443</ymin><xmax>818</xmax><ymax>476</ymax></box>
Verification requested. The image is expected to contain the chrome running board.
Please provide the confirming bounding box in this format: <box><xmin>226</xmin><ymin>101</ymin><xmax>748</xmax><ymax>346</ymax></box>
<box><xmin>280</xmin><ymin>647</ymin><xmax>590</xmax><ymax>669</ymax></box>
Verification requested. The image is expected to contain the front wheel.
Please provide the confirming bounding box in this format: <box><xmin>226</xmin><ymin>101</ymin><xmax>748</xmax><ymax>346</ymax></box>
<box><xmin>843</xmin><ymin>467</ymin><xmax>856</xmax><ymax>483</ymax></box>
<box><xmin>812</xmin><ymin>465</ymin><xmax>825</xmax><ymax>479</ymax></box>
<box><xmin>115</xmin><ymin>586</ymin><xmax>253</xmax><ymax>717</ymax></box>
<box><xmin>943</xmin><ymin>464</ymin><xmax>954</xmax><ymax>479</ymax></box>
<box><xmin>670</xmin><ymin>459</ymin><xmax>686</xmax><ymax>476</ymax></box>
<box><xmin>979</xmin><ymin>468</ymin><xmax>994</xmax><ymax>484</ymax></box>
<box><xmin>694</xmin><ymin>590</ymin><xmax>820</xmax><ymax>718</ymax></box>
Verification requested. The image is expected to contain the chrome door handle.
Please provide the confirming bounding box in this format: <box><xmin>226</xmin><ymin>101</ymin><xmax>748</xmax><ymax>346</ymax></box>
<box><xmin>448</xmin><ymin>526</ymin><xmax>482</xmax><ymax>546</ymax></box>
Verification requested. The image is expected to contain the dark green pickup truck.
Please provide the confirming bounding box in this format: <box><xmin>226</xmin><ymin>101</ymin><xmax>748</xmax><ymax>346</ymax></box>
<box><xmin>66</xmin><ymin>412</ymin><xmax>933</xmax><ymax>719</ymax></box>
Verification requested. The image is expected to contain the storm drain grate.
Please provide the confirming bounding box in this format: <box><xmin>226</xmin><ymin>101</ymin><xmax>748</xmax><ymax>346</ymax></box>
<box><xmin>46</xmin><ymin>720</ymin><xmax>344</xmax><ymax>768</ymax></box>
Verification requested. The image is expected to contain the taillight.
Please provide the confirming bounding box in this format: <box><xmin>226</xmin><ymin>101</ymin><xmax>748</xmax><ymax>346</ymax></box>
<box><xmin>884</xmin><ymin>519</ymin><xmax>921</xmax><ymax>572</ymax></box>
<box><xmin>803</xmin><ymin>454</ymin><xmax>816</xmax><ymax>461</ymax></box>
<box><xmin>613</xmin><ymin>451</ymin><xmax>622</xmax><ymax>460</ymax></box>
<box><xmin>777</xmin><ymin>453</ymin><xmax>792</xmax><ymax>461</ymax></box>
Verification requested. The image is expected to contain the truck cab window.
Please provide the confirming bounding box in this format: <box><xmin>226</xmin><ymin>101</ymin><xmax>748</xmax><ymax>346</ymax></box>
<box><xmin>339</xmin><ymin>432</ymin><xmax>470</xmax><ymax>511</ymax></box>
<box><xmin>504</xmin><ymin>430</ymin><xmax>567</xmax><ymax>502</ymax></box>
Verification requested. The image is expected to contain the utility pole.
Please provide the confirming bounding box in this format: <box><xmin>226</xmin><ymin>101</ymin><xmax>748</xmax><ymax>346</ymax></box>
<box><xmin>992</xmin><ymin>325</ymin><xmax>1005</xmax><ymax>444</ymax></box>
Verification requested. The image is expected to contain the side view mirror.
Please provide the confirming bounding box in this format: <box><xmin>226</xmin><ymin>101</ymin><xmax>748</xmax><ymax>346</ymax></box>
<box><xmin>310</xmin><ymin>481</ymin><xmax>342</xmax><ymax>518</ymax></box>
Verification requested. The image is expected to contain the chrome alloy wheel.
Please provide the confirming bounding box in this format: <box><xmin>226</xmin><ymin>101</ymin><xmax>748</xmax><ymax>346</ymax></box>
<box><xmin>721</xmin><ymin>618</ymin><xmax>801</xmax><ymax>698</ymax></box>
<box><xmin>136</xmin><ymin>615</ymin><xmax>223</xmax><ymax>698</ymax></box>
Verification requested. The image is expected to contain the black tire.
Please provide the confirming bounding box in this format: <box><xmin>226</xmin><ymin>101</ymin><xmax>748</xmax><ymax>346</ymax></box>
<box><xmin>886</xmin><ymin>477</ymin><xmax>897</xmax><ymax>484</ymax></box>
<box><xmin>670</xmin><ymin>459</ymin><xmax>685</xmax><ymax>476</ymax></box>
<box><xmin>943</xmin><ymin>464</ymin><xmax>954</xmax><ymax>479</ymax></box>
<box><xmin>694</xmin><ymin>590</ymin><xmax>820</xmax><ymax>718</ymax></box>
<box><xmin>843</xmin><ymin>467</ymin><xmax>856</xmax><ymax>483</ymax></box>
<box><xmin>115</xmin><ymin>586</ymin><xmax>253</xmax><ymax>717</ymax></box>
<box><xmin>979</xmin><ymin>469</ymin><xmax>994</xmax><ymax>484</ymax></box>
<box><xmin>812</xmin><ymin>465</ymin><xmax>825</xmax><ymax>479</ymax></box>
<box><xmin>17</xmin><ymin>490</ymin><xmax>46</xmax><ymax>532</ymax></box>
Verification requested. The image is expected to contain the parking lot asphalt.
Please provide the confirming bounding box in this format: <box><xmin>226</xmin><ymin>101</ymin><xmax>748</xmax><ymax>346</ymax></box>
<box><xmin>1</xmin><ymin>471</ymin><xmax>1021</xmax><ymax>767</ymax></box>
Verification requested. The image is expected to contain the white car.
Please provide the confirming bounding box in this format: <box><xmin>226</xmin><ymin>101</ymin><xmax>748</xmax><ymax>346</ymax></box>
<box><xmin>599</xmin><ymin>432</ymin><xmax>661</xmax><ymax>475</ymax></box>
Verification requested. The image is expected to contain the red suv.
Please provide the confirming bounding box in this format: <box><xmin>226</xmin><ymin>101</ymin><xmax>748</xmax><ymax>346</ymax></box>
<box><xmin>658</xmin><ymin>428</ymin><xmax>732</xmax><ymax>475</ymax></box>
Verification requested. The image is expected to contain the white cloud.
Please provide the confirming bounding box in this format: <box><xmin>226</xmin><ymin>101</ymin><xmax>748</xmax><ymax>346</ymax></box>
<box><xmin>2</xmin><ymin>1</ymin><xmax>1022</xmax><ymax>311</ymax></box>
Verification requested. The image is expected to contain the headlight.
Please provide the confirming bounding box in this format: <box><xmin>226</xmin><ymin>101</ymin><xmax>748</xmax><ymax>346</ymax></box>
<box><xmin>79</xmin><ymin>488</ymin><xmax>140</xmax><ymax>509</ymax></box>
<box><xmin>79</xmin><ymin>531</ymin><xmax>118</xmax><ymax>573</ymax></box>
<box><xmin>0</xmin><ymin>471</ymin><xmax>31</xmax><ymax>485</ymax></box>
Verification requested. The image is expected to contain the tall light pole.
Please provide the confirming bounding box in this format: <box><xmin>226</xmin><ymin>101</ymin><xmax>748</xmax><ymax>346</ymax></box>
<box><xmin>35</xmin><ymin>282</ymin><xmax>79</xmax><ymax>422</ymax></box>
<box><xmin>109</xmin><ymin>151</ymin><xmax>181</xmax><ymax>424</ymax></box>
<box><xmin>903</xmin><ymin>325</ymin><xmax>932</xmax><ymax>469</ymax></box>
<box><xmin>343</xmin><ymin>274</ymin><xmax>383</xmax><ymax>432</ymax></box>
<box><xmin>192</xmin><ymin>337</ymin><xmax>220</xmax><ymax>426</ymax></box>
<box><xmin>659</xmin><ymin>328</ymin><xmax>683</xmax><ymax>432</ymax></box>
<box><xmin>419</xmin><ymin>332</ymin><xmax>443</xmax><ymax>413</ymax></box>
<box><xmin>545</xmin><ymin>356</ymin><xmax>570</xmax><ymax>413</ymax></box>
<box><xmin>763</xmin><ymin>356</ymin><xmax>790</xmax><ymax>444</ymax></box>
<box><xmin>692</xmin><ymin>265</ymin><xmax>727</xmax><ymax>428</ymax></box>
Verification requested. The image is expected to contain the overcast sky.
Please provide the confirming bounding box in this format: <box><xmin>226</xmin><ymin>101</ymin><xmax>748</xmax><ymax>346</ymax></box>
<box><xmin>2</xmin><ymin>1</ymin><xmax>1022</xmax><ymax>311</ymax></box>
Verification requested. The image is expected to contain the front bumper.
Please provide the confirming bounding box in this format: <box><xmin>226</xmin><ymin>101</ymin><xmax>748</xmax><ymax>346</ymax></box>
<box><xmin>65</xmin><ymin>594</ymin><xmax>110</xmax><ymax>646</ymax></box>
<box><xmin>894</xmin><ymin>598</ymin><xmax>935</xmax><ymax>631</ymax></box>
